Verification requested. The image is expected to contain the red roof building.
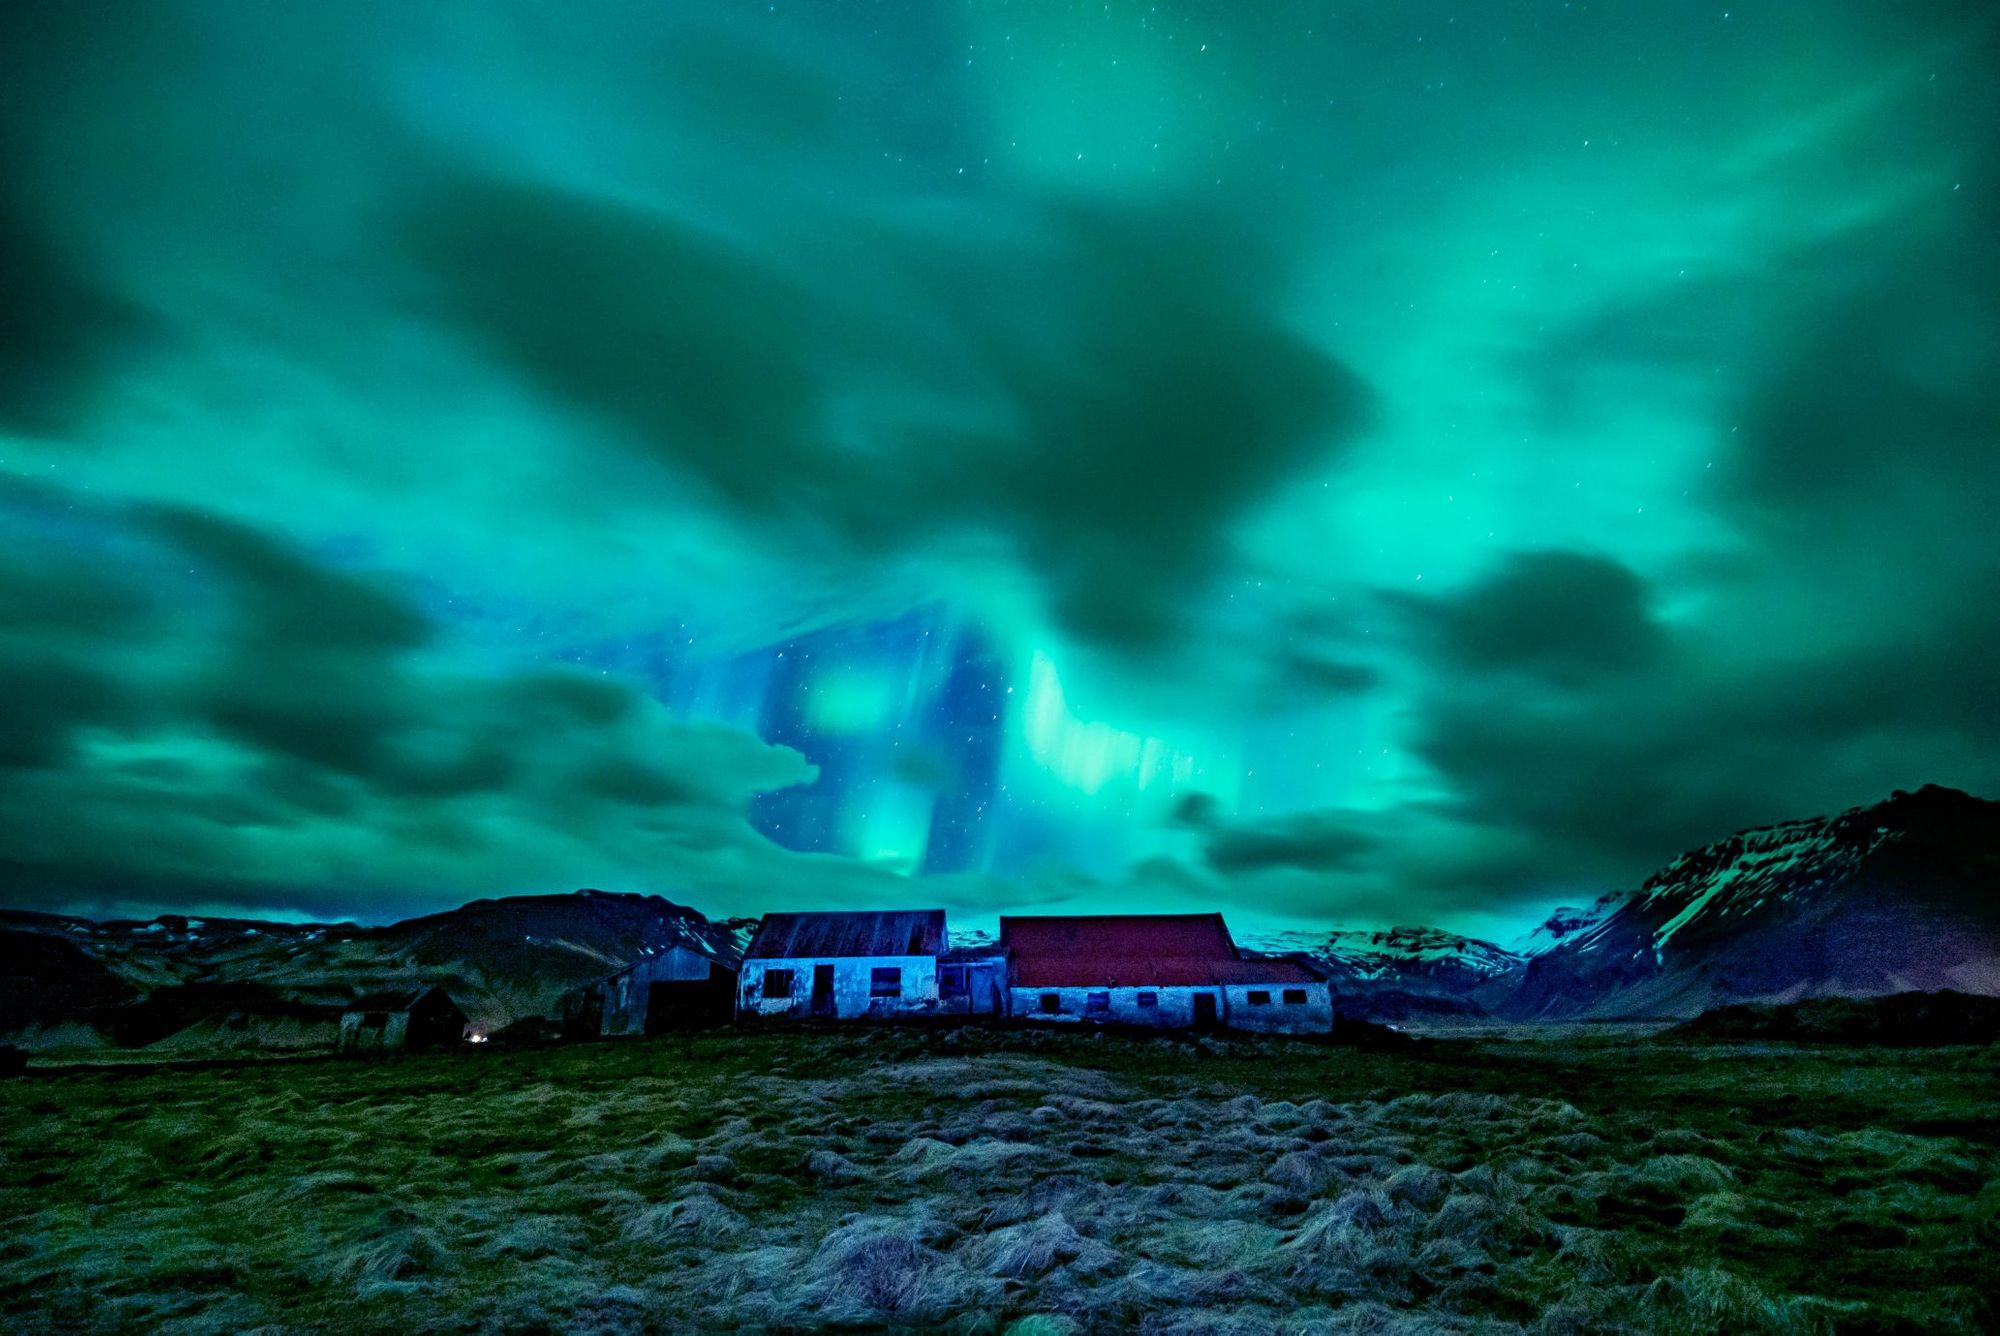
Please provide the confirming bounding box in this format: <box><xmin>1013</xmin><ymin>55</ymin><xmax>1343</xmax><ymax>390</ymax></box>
<box><xmin>998</xmin><ymin>913</ymin><xmax>1320</xmax><ymax>988</ymax></box>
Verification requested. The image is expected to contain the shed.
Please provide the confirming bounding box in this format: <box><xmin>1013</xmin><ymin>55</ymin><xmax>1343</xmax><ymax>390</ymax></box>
<box><xmin>337</xmin><ymin>987</ymin><xmax>469</xmax><ymax>1054</ymax></box>
<box><xmin>739</xmin><ymin>910</ymin><xmax>946</xmax><ymax>1020</ymax></box>
<box><xmin>562</xmin><ymin>942</ymin><xmax>737</xmax><ymax>1037</ymax></box>
<box><xmin>1000</xmin><ymin>914</ymin><xmax>1333</xmax><ymax>1034</ymax></box>
<box><xmin>939</xmin><ymin>942</ymin><xmax>1009</xmax><ymax>1016</ymax></box>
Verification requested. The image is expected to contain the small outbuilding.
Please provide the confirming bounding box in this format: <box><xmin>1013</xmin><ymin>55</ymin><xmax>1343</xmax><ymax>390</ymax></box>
<box><xmin>1000</xmin><ymin>913</ymin><xmax>1333</xmax><ymax>1034</ymax></box>
<box><xmin>338</xmin><ymin>986</ymin><xmax>469</xmax><ymax>1054</ymax></box>
<box><xmin>939</xmin><ymin>942</ymin><xmax>1009</xmax><ymax>1017</ymax></box>
<box><xmin>738</xmin><ymin>910</ymin><xmax>946</xmax><ymax>1020</ymax></box>
<box><xmin>562</xmin><ymin>943</ymin><xmax>738</xmax><ymax>1037</ymax></box>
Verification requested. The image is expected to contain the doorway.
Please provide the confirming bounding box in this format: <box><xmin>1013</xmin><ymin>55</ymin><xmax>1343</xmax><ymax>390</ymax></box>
<box><xmin>644</xmin><ymin>981</ymin><xmax>712</xmax><ymax>1034</ymax></box>
<box><xmin>810</xmin><ymin>964</ymin><xmax>836</xmax><ymax>1017</ymax></box>
<box><xmin>1192</xmin><ymin>993</ymin><xmax>1219</xmax><ymax>1031</ymax></box>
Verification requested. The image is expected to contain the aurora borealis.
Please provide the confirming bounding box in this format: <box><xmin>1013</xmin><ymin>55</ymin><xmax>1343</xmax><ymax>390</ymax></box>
<box><xmin>2</xmin><ymin>2</ymin><xmax>1995</xmax><ymax>939</ymax></box>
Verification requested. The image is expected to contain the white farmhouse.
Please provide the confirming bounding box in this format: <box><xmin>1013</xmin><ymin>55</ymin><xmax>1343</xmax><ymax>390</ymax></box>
<box><xmin>1000</xmin><ymin>913</ymin><xmax>1333</xmax><ymax>1034</ymax></box>
<box><xmin>737</xmin><ymin>910</ymin><xmax>946</xmax><ymax>1020</ymax></box>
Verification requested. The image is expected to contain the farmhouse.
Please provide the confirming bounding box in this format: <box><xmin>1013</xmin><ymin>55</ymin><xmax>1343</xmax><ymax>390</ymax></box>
<box><xmin>337</xmin><ymin>986</ymin><xmax>469</xmax><ymax>1054</ymax></box>
<box><xmin>1000</xmin><ymin>913</ymin><xmax>1333</xmax><ymax>1034</ymax></box>
<box><xmin>562</xmin><ymin>942</ymin><xmax>738</xmax><ymax>1038</ymax></box>
<box><xmin>738</xmin><ymin>910</ymin><xmax>946</xmax><ymax>1019</ymax></box>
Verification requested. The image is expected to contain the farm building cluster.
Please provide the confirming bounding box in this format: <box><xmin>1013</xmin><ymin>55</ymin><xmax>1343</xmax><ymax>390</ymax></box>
<box><xmin>567</xmin><ymin>910</ymin><xmax>1333</xmax><ymax>1038</ymax></box>
<box><xmin>354</xmin><ymin>911</ymin><xmax>1336</xmax><ymax>1052</ymax></box>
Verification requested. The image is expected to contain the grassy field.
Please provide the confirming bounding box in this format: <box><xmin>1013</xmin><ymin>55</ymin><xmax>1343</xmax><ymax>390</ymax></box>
<box><xmin>2</xmin><ymin>1027</ymin><xmax>1995</xmax><ymax>1333</ymax></box>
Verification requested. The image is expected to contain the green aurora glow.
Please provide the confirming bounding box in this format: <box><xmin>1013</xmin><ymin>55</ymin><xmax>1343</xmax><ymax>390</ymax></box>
<box><xmin>1</xmin><ymin>1</ymin><xmax>1995</xmax><ymax>939</ymax></box>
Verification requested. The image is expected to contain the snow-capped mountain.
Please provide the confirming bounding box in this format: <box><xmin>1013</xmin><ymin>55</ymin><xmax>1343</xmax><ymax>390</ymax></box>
<box><xmin>1249</xmin><ymin>925</ymin><xmax>1522</xmax><ymax>991</ymax></box>
<box><xmin>1509</xmin><ymin>892</ymin><xmax>1632</xmax><ymax>957</ymax></box>
<box><xmin>1239</xmin><ymin>925</ymin><xmax>1520</xmax><ymax>1021</ymax></box>
<box><xmin>1488</xmin><ymin>786</ymin><xmax>2000</xmax><ymax>1020</ymax></box>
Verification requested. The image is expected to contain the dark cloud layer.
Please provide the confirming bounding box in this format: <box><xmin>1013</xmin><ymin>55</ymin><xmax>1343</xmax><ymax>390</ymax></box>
<box><xmin>1398</xmin><ymin>550</ymin><xmax>1667</xmax><ymax>687</ymax></box>
<box><xmin>412</xmin><ymin>175</ymin><xmax>1367</xmax><ymax>651</ymax></box>
<box><xmin>0</xmin><ymin>183</ymin><xmax>153</xmax><ymax>433</ymax></box>
<box><xmin>0</xmin><ymin>485</ymin><xmax>818</xmax><ymax>917</ymax></box>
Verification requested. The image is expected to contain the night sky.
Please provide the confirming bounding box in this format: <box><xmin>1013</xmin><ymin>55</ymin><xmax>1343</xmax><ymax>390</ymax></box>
<box><xmin>2</xmin><ymin>2</ymin><xmax>1995</xmax><ymax>939</ymax></box>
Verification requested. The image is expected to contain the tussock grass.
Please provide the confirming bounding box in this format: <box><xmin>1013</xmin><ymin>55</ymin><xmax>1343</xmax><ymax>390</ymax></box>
<box><xmin>2</xmin><ymin>1025</ymin><xmax>1993</xmax><ymax>1331</ymax></box>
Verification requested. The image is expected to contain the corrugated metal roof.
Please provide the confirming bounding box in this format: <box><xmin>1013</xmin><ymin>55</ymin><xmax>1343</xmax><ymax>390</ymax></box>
<box><xmin>745</xmin><ymin>910</ymin><xmax>947</xmax><ymax>960</ymax></box>
<box><xmin>602</xmin><ymin>942</ymin><xmax>733</xmax><ymax>985</ymax></box>
<box><xmin>1008</xmin><ymin>956</ymin><xmax>1321</xmax><ymax>987</ymax></box>
<box><xmin>1000</xmin><ymin>913</ymin><xmax>1320</xmax><ymax>987</ymax></box>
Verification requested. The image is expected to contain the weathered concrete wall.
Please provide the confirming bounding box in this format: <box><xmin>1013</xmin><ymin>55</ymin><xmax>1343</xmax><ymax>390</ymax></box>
<box><xmin>1222</xmin><ymin>982</ymin><xmax>1333</xmax><ymax>1034</ymax></box>
<box><xmin>338</xmin><ymin>1010</ymin><xmax>409</xmax><ymax>1053</ymax></box>
<box><xmin>1009</xmin><ymin>985</ymin><xmax>1215</xmax><ymax>1028</ymax></box>
<box><xmin>739</xmin><ymin>955</ymin><xmax>938</xmax><ymax>1019</ymax></box>
<box><xmin>1011</xmin><ymin>981</ymin><xmax>1332</xmax><ymax>1033</ymax></box>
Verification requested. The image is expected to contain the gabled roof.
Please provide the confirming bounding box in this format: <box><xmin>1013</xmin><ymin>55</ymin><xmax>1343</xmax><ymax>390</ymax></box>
<box><xmin>999</xmin><ymin>913</ymin><xmax>1320</xmax><ymax>987</ymax></box>
<box><xmin>746</xmin><ymin>910</ymin><xmax>946</xmax><ymax>960</ymax></box>
<box><xmin>601</xmin><ymin>940</ymin><xmax>735</xmax><ymax>983</ymax></box>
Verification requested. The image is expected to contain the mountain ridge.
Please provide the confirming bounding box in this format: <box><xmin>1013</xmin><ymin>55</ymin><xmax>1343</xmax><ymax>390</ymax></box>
<box><xmin>6</xmin><ymin>785</ymin><xmax>1995</xmax><ymax>1047</ymax></box>
<box><xmin>1485</xmin><ymin>785</ymin><xmax>2000</xmax><ymax>1020</ymax></box>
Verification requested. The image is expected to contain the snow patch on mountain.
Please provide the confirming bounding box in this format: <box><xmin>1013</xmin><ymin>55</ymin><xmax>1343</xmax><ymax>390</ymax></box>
<box><xmin>1243</xmin><ymin>925</ymin><xmax>1521</xmax><ymax>989</ymax></box>
<box><xmin>1638</xmin><ymin>817</ymin><xmax>1902</xmax><ymax>952</ymax></box>
<box><xmin>1510</xmin><ymin>892</ymin><xmax>1631</xmax><ymax>957</ymax></box>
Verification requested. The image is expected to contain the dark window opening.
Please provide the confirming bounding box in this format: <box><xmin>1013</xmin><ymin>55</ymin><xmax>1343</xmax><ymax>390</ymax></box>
<box><xmin>1086</xmin><ymin>991</ymin><xmax>1111</xmax><ymax>1015</ymax></box>
<box><xmin>1039</xmin><ymin>992</ymin><xmax>1062</xmax><ymax>1013</ymax></box>
<box><xmin>940</xmin><ymin>965</ymin><xmax>965</xmax><ymax>996</ymax></box>
<box><xmin>764</xmin><ymin>968</ymin><xmax>794</xmax><ymax>999</ymax></box>
<box><xmin>1247</xmin><ymin>991</ymin><xmax>1272</xmax><ymax>1005</ymax></box>
<box><xmin>1136</xmin><ymin>991</ymin><xmax>1159</xmax><ymax>1007</ymax></box>
<box><xmin>871</xmin><ymin>966</ymin><xmax>902</xmax><ymax>998</ymax></box>
<box><xmin>362</xmin><ymin>1012</ymin><xmax>389</xmax><ymax>1029</ymax></box>
<box><xmin>1283</xmin><ymin>989</ymin><xmax>1309</xmax><ymax>1005</ymax></box>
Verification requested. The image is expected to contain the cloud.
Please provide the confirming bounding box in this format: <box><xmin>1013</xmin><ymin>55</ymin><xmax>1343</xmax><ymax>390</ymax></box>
<box><xmin>409</xmin><ymin>173</ymin><xmax>1370</xmax><ymax>654</ymax></box>
<box><xmin>1395</xmin><ymin>550</ymin><xmax>1667</xmax><ymax>687</ymax></box>
<box><xmin>1400</xmin><ymin>553</ymin><xmax>2000</xmax><ymax>897</ymax></box>
<box><xmin>0</xmin><ymin>178</ymin><xmax>155</xmax><ymax>433</ymax></box>
<box><xmin>1203</xmin><ymin>809</ymin><xmax>1379</xmax><ymax>875</ymax></box>
<box><xmin>0</xmin><ymin>484</ymin><xmax>821</xmax><ymax>919</ymax></box>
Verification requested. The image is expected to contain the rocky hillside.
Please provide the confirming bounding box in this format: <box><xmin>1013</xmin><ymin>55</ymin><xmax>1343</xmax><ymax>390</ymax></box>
<box><xmin>1487</xmin><ymin>786</ymin><xmax>2000</xmax><ymax>1020</ymax></box>
<box><xmin>0</xmin><ymin>889</ymin><xmax>754</xmax><ymax>1049</ymax></box>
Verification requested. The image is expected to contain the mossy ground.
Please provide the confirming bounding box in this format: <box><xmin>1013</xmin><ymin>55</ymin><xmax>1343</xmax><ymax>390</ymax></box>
<box><xmin>2</xmin><ymin>1027</ymin><xmax>1994</xmax><ymax>1332</ymax></box>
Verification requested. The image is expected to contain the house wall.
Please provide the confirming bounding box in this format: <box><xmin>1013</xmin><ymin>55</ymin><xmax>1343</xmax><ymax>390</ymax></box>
<box><xmin>337</xmin><ymin>1010</ymin><xmax>410</xmax><ymax>1053</ymax></box>
<box><xmin>1008</xmin><ymin>985</ymin><xmax>1216</xmax><ymax>1028</ymax></box>
<box><xmin>1221</xmin><ymin>981</ymin><xmax>1333</xmax><ymax>1034</ymax></box>
<box><xmin>1009</xmin><ymin>981</ymin><xmax>1332</xmax><ymax>1033</ymax></box>
<box><xmin>739</xmin><ymin>955</ymin><xmax>938</xmax><ymax>1019</ymax></box>
<box><xmin>603</xmin><ymin>947</ymin><xmax>721</xmax><ymax>1036</ymax></box>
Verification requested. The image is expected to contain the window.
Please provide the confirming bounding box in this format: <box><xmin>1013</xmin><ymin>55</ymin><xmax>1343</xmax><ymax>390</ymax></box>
<box><xmin>764</xmin><ymin>968</ymin><xmax>794</xmax><ymax>1000</ymax></box>
<box><xmin>1283</xmin><ymin>989</ymin><xmax>1309</xmax><ymax>1005</ymax></box>
<box><xmin>1039</xmin><ymin>992</ymin><xmax>1062</xmax><ymax>1013</ymax></box>
<box><xmin>1136</xmin><ymin>991</ymin><xmax>1159</xmax><ymax>1008</ymax></box>
<box><xmin>939</xmin><ymin>965</ymin><xmax>965</xmax><ymax>996</ymax></box>
<box><xmin>1086</xmin><ymin>991</ymin><xmax>1111</xmax><ymax>1015</ymax></box>
<box><xmin>870</xmin><ymin>966</ymin><xmax>902</xmax><ymax>998</ymax></box>
<box><xmin>1247</xmin><ymin>990</ymin><xmax>1272</xmax><ymax>1005</ymax></box>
